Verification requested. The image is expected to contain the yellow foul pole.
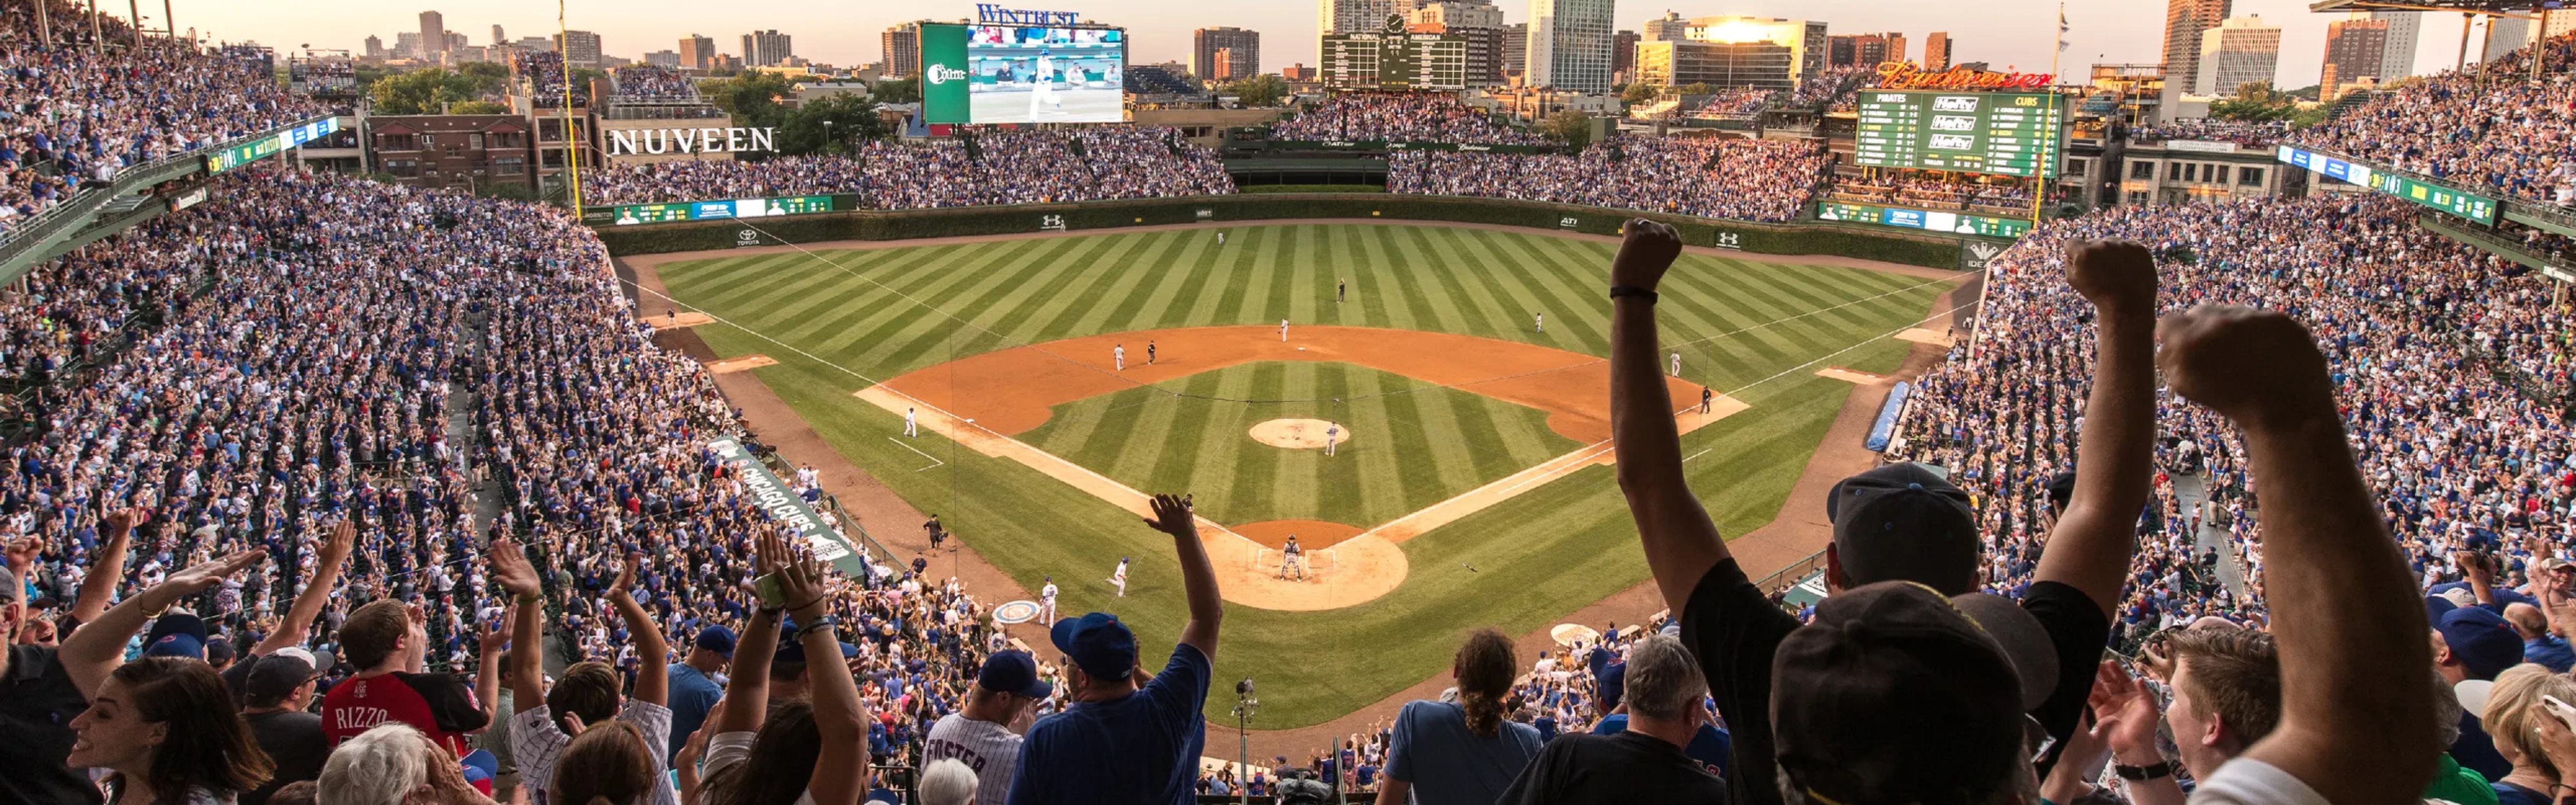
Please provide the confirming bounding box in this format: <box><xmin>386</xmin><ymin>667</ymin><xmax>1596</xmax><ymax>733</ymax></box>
<box><xmin>560</xmin><ymin>0</ymin><xmax>584</xmax><ymax>218</ymax></box>
<box><xmin>2031</xmin><ymin>1</ymin><xmax>2063</xmax><ymax>231</ymax></box>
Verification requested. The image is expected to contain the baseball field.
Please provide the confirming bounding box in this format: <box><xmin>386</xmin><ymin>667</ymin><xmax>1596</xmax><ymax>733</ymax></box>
<box><xmin>641</xmin><ymin>222</ymin><xmax>1950</xmax><ymax>728</ymax></box>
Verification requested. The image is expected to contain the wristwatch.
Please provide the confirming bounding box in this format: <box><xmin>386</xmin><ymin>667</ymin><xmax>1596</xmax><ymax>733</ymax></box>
<box><xmin>2114</xmin><ymin>761</ymin><xmax>2177</xmax><ymax>781</ymax></box>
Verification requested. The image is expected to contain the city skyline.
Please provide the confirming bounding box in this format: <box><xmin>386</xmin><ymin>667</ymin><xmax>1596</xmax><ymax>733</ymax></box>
<box><xmin>201</xmin><ymin>0</ymin><xmax>2516</xmax><ymax>86</ymax></box>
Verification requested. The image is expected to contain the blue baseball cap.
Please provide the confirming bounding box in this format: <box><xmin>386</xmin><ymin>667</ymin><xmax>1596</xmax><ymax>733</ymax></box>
<box><xmin>978</xmin><ymin>650</ymin><xmax>1054</xmax><ymax>699</ymax></box>
<box><xmin>2436</xmin><ymin>606</ymin><xmax>2524</xmax><ymax>681</ymax></box>
<box><xmin>1595</xmin><ymin>662</ymin><xmax>1626</xmax><ymax>711</ymax></box>
<box><xmin>694</xmin><ymin>626</ymin><xmax>737</xmax><ymax>658</ymax></box>
<box><xmin>1050</xmin><ymin>612</ymin><xmax>1138</xmax><ymax>679</ymax></box>
<box><xmin>775</xmin><ymin>618</ymin><xmax>859</xmax><ymax>663</ymax></box>
<box><xmin>142</xmin><ymin>613</ymin><xmax>207</xmax><ymax>659</ymax></box>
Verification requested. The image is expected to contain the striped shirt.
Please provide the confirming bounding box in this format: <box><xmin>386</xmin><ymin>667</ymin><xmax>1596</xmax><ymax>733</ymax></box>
<box><xmin>925</xmin><ymin>713</ymin><xmax>1023</xmax><ymax>805</ymax></box>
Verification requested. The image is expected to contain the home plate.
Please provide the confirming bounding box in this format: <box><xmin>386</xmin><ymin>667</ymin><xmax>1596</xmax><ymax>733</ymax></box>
<box><xmin>1895</xmin><ymin>328</ymin><xmax>1956</xmax><ymax>347</ymax></box>
<box><xmin>705</xmin><ymin>355</ymin><xmax>777</xmax><ymax>374</ymax></box>
<box><xmin>1816</xmin><ymin>367</ymin><xmax>1885</xmax><ymax>384</ymax></box>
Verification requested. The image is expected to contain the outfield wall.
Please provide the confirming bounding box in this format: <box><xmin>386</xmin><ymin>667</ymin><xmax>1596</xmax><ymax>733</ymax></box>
<box><xmin>592</xmin><ymin>194</ymin><xmax>1973</xmax><ymax>269</ymax></box>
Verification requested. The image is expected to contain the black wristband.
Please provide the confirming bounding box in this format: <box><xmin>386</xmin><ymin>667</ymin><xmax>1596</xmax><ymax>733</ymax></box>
<box><xmin>1609</xmin><ymin>286</ymin><xmax>1658</xmax><ymax>304</ymax></box>
<box><xmin>2113</xmin><ymin>761</ymin><xmax>2176</xmax><ymax>781</ymax></box>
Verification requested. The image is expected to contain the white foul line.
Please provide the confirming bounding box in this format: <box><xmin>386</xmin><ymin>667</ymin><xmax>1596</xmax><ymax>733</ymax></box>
<box><xmin>888</xmin><ymin>437</ymin><xmax>945</xmax><ymax>472</ymax></box>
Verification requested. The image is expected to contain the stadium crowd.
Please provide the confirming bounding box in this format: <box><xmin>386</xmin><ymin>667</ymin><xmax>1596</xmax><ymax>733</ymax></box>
<box><xmin>1828</xmin><ymin>172</ymin><xmax>2039</xmax><ymax>211</ymax></box>
<box><xmin>2127</xmin><ymin>119</ymin><xmax>2291</xmax><ymax>148</ymax></box>
<box><xmin>580</xmin><ymin>126</ymin><xmax>1233</xmax><ymax>209</ymax></box>
<box><xmin>1268</xmin><ymin>92</ymin><xmax>1555</xmax><ymax>145</ymax></box>
<box><xmin>1388</xmin><ymin>135</ymin><xmax>1828</xmax><ymax>222</ymax></box>
<box><xmin>609</xmin><ymin>65</ymin><xmax>701</xmax><ymax>101</ymax></box>
<box><xmin>2296</xmin><ymin>31</ymin><xmax>2576</xmax><ymax>205</ymax></box>
<box><xmin>0</xmin><ymin>0</ymin><xmax>327</xmax><ymax>236</ymax></box>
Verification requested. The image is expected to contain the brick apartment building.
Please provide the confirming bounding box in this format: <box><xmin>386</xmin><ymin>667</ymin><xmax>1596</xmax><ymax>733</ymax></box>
<box><xmin>365</xmin><ymin>115</ymin><xmax>535</xmax><ymax>193</ymax></box>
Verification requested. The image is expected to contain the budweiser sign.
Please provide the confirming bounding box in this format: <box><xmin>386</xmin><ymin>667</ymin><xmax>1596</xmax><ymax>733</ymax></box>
<box><xmin>1873</xmin><ymin>62</ymin><xmax>2055</xmax><ymax>91</ymax></box>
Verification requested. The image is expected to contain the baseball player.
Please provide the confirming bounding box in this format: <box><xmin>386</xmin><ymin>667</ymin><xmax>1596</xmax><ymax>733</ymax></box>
<box><xmin>1039</xmin><ymin>576</ymin><xmax>1059</xmax><ymax>623</ymax></box>
<box><xmin>1280</xmin><ymin>319</ymin><xmax>1290</xmax><ymax>342</ymax></box>
<box><xmin>1669</xmin><ymin>351</ymin><xmax>1682</xmax><ymax>378</ymax></box>
<box><xmin>906</xmin><ymin>406</ymin><xmax>919</xmax><ymax>438</ymax></box>
<box><xmin>1147</xmin><ymin>341</ymin><xmax>1157</xmax><ymax>365</ymax></box>
<box><xmin>1108</xmin><ymin>556</ymin><xmax>1129</xmax><ymax>597</ymax></box>
<box><xmin>1280</xmin><ymin>535</ymin><xmax>1307</xmax><ymax>581</ymax></box>
<box><xmin>1324</xmin><ymin>421</ymin><xmax>1340</xmax><ymax>456</ymax></box>
<box><xmin>1029</xmin><ymin>49</ymin><xmax>1062</xmax><ymax>117</ymax></box>
<box><xmin>1217</xmin><ymin>231</ymin><xmax>1226</xmax><ymax>246</ymax></box>
<box><xmin>1534</xmin><ymin>312</ymin><xmax>1544</xmax><ymax>333</ymax></box>
<box><xmin>1114</xmin><ymin>344</ymin><xmax>1125</xmax><ymax>371</ymax></box>
<box><xmin>1700</xmin><ymin>386</ymin><xmax>1714</xmax><ymax>415</ymax></box>
<box><xmin>1337</xmin><ymin>279</ymin><xmax>1347</xmax><ymax>303</ymax></box>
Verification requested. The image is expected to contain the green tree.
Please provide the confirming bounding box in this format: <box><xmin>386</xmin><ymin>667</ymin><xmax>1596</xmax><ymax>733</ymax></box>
<box><xmin>2208</xmin><ymin>80</ymin><xmax>2299</xmax><ymax>124</ymax></box>
<box><xmin>874</xmin><ymin>76</ymin><xmax>921</xmax><ymax>104</ymax></box>
<box><xmin>1539</xmin><ymin>110</ymin><xmax>1593</xmax><ymax>148</ymax></box>
<box><xmin>1224</xmin><ymin>74</ymin><xmax>1290</xmax><ymax>107</ymax></box>
<box><xmin>1680</xmin><ymin>82</ymin><xmax>1713</xmax><ymax>95</ymax></box>
<box><xmin>569</xmin><ymin>67</ymin><xmax>608</xmax><ymax>92</ymax></box>
<box><xmin>774</xmin><ymin>93</ymin><xmax>890</xmax><ymax>157</ymax></box>
<box><xmin>448</xmin><ymin>100</ymin><xmax>510</xmax><ymax>114</ymax></box>
<box><xmin>369</xmin><ymin>68</ymin><xmax>484</xmax><ymax>114</ymax></box>
<box><xmin>702</xmin><ymin>72</ymin><xmax>795</xmax><ymax>127</ymax></box>
<box><xmin>1622</xmin><ymin>82</ymin><xmax>1662</xmax><ymax>104</ymax></box>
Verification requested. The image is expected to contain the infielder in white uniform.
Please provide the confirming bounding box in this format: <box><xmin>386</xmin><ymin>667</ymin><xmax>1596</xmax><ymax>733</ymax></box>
<box><xmin>1028</xmin><ymin>50</ymin><xmax>1061</xmax><ymax>118</ymax></box>
<box><xmin>1324</xmin><ymin>421</ymin><xmax>1340</xmax><ymax>456</ymax></box>
<box><xmin>1280</xmin><ymin>535</ymin><xmax>1307</xmax><ymax>581</ymax></box>
<box><xmin>1113</xmin><ymin>344</ymin><xmax>1125</xmax><ymax>371</ymax></box>
<box><xmin>906</xmin><ymin>406</ymin><xmax>919</xmax><ymax>437</ymax></box>
<box><xmin>1039</xmin><ymin>577</ymin><xmax>1059</xmax><ymax>623</ymax></box>
<box><xmin>1280</xmin><ymin>319</ymin><xmax>1290</xmax><ymax>342</ymax></box>
<box><xmin>1535</xmin><ymin>312</ymin><xmax>1544</xmax><ymax>333</ymax></box>
<box><xmin>1107</xmin><ymin>556</ymin><xmax>1128</xmax><ymax>597</ymax></box>
<box><xmin>1670</xmin><ymin>351</ymin><xmax>1682</xmax><ymax>377</ymax></box>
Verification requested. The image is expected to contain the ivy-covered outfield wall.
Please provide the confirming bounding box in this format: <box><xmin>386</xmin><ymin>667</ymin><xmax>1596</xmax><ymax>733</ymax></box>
<box><xmin>592</xmin><ymin>193</ymin><xmax>1975</xmax><ymax>270</ymax></box>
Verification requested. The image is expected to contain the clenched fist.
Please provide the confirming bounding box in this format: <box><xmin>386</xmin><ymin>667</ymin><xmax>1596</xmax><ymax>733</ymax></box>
<box><xmin>1612</xmin><ymin>219</ymin><xmax>1685</xmax><ymax>292</ymax></box>
<box><xmin>2157</xmin><ymin>304</ymin><xmax>2335</xmax><ymax>429</ymax></box>
<box><xmin>2065</xmin><ymin>239</ymin><xmax>2157</xmax><ymax>316</ymax></box>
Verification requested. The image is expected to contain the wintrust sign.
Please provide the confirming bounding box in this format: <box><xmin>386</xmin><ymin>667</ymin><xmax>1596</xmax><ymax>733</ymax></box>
<box><xmin>606</xmin><ymin>127</ymin><xmax>777</xmax><ymax>156</ymax></box>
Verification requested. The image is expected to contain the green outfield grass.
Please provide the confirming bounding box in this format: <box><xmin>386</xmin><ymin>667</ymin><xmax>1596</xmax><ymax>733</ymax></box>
<box><xmin>1022</xmin><ymin>362</ymin><xmax>1580</xmax><ymax>527</ymax></box>
<box><xmin>651</xmin><ymin>223</ymin><xmax>1946</xmax><ymax>727</ymax></box>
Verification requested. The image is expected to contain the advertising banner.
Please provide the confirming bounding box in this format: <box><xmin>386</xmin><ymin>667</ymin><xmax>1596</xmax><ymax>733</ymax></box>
<box><xmin>205</xmin><ymin>117</ymin><xmax>341</xmax><ymax>174</ymax></box>
<box><xmin>921</xmin><ymin>24</ymin><xmax>973</xmax><ymax>124</ymax></box>
<box><xmin>2275</xmin><ymin>146</ymin><xmax>2498</xmax><ymax>225</ymax></box>
<box><xmin>709</xmin><ymin>438</ymin><xmax>868</xmax><ymax>575</ymax></box>
<box><xmin>1816</xmin><ymin>201</ymin><xmax>2031</xmax><ymax>238</ymax></box>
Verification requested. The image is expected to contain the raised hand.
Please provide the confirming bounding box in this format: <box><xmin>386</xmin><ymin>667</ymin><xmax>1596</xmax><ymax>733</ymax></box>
<box><xmin>607</xmin><ymin>553</ymin><xmax>640</xmax><ymax>600</ymax></box>
<box><xmin>2086</xmin><ymin>660</ymin><xmax>2164</xmax><ymax>761</ymax></box>
<box><xmin>1611</xmin><ymin>219</ymin><xmax>1685</xmax><ymax>291</ymax></box>
<box><xmin>2156</xmin><ymin>305</ymin><xmax>2336</xmax><ymax>431</ymax></box>
<box><xmin>156</xmin><ymin>550</ymin><xmax>263</xmax><ymax>601</ymax></box>
<box><xmin>3</xmin><ymin>535</ymin><xmax>40</xmax><ymax>577</ymax></box>
<box><xmin>319</xmin><ymin>519</ymin><xmax>357</xmax><ymax>564</ymax></box>
<box><xmin>1143</xmin><ymin>493</ymin><xmax>1196</xmax><ymax>540</ymax></box>
<box><xmin>103</xmin><ymin>507</ymin><xmax>145</xmax><ymax>537</ymax></box>
<box><xmin>2065</xmin><ymin>239</ymin><xmax>2157</xmax><ymax>316</ymax></box>
<box><xmin>479</xmin><ymin>605</ymin><xmax>515</xmax><ymax>654</ymax></box>
<box><xmin>761</xmin><ymin>532</ymin><xmax>829</xmax><ymax>618</ymax></box>
<box><xmin>490</xmin><ymin>539</ymin><xmax>543</xmax><ymax>600</ymax></box>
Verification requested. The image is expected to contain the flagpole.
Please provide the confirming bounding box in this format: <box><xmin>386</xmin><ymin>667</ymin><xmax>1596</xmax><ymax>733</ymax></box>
<box><xmin>2031</xmin><ymin>1</ymin><xmax>2063</xmax><ymax>231</ymax></box>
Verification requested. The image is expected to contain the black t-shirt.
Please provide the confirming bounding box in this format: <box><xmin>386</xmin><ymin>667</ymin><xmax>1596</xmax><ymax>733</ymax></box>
<box><xmin>1680</xmin><ymin>559</ymin><xmax>2109</xmax><ymax>805</ymax></box>
<box><xmin>0</xmin><ymin>645</ymin><xmax>103</xmax><ymax>805</ymax></box>
<box><xmin>242</xmin><ymin>710</ymin><xmax>329</xmax><ymax>805</ymax></box>
<box><xmin>1496</xmin><ymin>730</ymin><xmax>1728</xmax><ymax>805</ymax></box>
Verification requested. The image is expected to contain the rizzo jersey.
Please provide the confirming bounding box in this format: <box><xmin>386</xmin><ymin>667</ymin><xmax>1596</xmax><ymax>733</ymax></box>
<box><xmin>320</xmin><ymin>670</ymin><xmax>489</xmax><ymax>755</ymax></box>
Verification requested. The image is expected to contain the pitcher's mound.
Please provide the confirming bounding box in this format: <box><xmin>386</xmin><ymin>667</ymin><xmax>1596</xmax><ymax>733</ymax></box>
<box><xmin>1250</xmin><ymin>419</ymin><xmax>1349</xmax><ymax>450</ymax></box>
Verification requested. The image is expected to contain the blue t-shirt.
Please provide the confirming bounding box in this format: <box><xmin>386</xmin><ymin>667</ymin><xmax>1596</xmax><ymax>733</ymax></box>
<box><xmin>1589</xmin><ymin>715</ymin><xmax>1733</xmax><ymax>779</ymax></box>
<box><xmin>665</xmin><ymin>664</ymin><xmax>723</xmax><ymax>762</ymax></box>
<box><xmin>1382</xmin><ymin>699</ymin><xmax>1545</xmax><ymax>805</ymax></box>
<box><xmin>2526</xmin><ymin>636</ymin><xmax>2576</xmax><ymax>674</ymax></box>
<box><xmin>1007</xmin><ymin>643</ymin><xmax>1211</xmax><ymax>805</ymax></box>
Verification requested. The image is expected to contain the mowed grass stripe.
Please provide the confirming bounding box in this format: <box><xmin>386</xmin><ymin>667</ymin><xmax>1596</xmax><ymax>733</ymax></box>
<box><xmin>791</xmin><ymin>242</ymin><xmax>1030</xmax><ymax>356</ymax></box>
<box><xmin>1469</xmin><ymin>229</ymin><xmax>1607</xmax><ymax>350</ymax></box>
<box><xmin>877</xmin><ymin>236</ymin><xmax>1101</xmax><ymax>368</ymax></box>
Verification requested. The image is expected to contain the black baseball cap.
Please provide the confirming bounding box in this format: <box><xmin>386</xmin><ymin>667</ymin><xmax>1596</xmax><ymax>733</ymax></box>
<box><xmin>1772</xmin><ymin>581</ymin><xmax>2058</xmax><ymax>805</ymax></box>
<box><xmin>1825</xmin><ymin>463</ymin><xmax>1981</xmax><ymax>595</ymax></box>
<box><xmin>978</xmin><ymin>650</ymin><xmax>1054</xmax><ymax>699</ymax></box>
<box><xmin>245</xmin><ymin>653</ymin><xmax>323</xmax><ymax>701</ymax></box>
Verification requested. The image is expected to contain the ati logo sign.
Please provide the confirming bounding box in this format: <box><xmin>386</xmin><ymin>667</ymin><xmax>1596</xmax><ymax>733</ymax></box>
<box><xmin>1714</xmin><ymin>232</ymin><xmax>1743</xmax><ymax>250</ymax></box>
<box><xmin>1961</xmin><ymin>241</ymin><xmax>2004</xmax><ymax>270</ymax></box>
<box><xmin>1040</xmin><ymin>215</ymin><xmax>1067</xmax><ymax>231</ymax></box>
<box><xmin>926</xmin><ymin>64</ymin><xmax>969</xmax><ymax>85</ymax></box>
<box><xmin>1558</xmin><ymin>217</ymin><xmax>1580</xmax><ymax>229</ymax></box>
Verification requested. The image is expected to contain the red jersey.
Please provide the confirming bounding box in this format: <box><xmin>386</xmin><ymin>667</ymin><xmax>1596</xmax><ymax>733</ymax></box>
<box><xmin>319</xmin><ymin>670</ymin><xmax>486</xmax><ymax>756</ymax></box>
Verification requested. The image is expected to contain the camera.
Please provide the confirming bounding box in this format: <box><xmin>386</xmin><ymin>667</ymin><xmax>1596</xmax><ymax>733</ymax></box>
<box><xmin>1236</xmin><ymin>678</ymin><xmax>1255</xmax><ymax>697</ymax></box>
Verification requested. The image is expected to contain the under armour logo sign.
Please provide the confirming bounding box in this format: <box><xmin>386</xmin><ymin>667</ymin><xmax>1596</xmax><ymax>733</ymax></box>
<box><xmin>1040</xmin><ymin>215</ymin><xmax>1067</xmax><ymax>231</ymax></box>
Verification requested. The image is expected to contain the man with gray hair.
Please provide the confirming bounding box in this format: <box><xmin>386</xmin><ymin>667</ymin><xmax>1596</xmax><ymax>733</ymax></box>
<box><xmin>1495</xmin><ymin>635</ymin><xmax>1726</xmax><ymax>803</ymax></box>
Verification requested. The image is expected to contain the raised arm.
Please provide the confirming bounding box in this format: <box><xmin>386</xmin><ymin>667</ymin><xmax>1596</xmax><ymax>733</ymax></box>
<box><xmin>1607</xmin><ymin>220</ymin><xmax>1730</xmax><ymax>612</ymax></box>
<box><xmin>475</xmin><ymin>605</ymin><xmax>514</xmax><ymax>729</ymax></box>
<box><xmin>2034</xmin><ymin>241</ymin><xmax>2159</xmax><ymax>612</ymax></box>
<box><xmin>59</xmin><ymin>550</ymin><xmax>262</xmax><ymax>697</ymax></box>
<box><xmin>490</xmin><ymin>539</ymin><xmax>548</xmax><ymax>709</ymax></box>
<box><xmin>604</xmin><ymin>553</ymin><xmax>668</xmax><ymax>707</ymax></box>
<box><xmin>717</xmin><ymin>535</ymin><xmax>789</xmax><ymax>737</ymax></box>
<box><xmin>771</xmin><ymin>535</ymin><xmax>866</xmax><ymax>805</ymax></box>
<box><xmin>257</xmin><ymin>520</ymin><xmax>355</xmax><ymax>656</ymax></box>
<box><xmin>71</xmin><ymin>507</ymin><xmax>144</xmax><ymax>624</ymax></box>
<box><xmin>1146</xmin><ymin>493</ymin><xmax>1222</xmax><ymax>660</ymax></box>
<box><xmin>2158</xmin><ymin>305</ymin><xmax>2433</xmax><ymax>805</ymax></box>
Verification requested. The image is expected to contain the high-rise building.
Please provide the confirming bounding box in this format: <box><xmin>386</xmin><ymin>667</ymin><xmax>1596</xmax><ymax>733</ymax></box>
<box><xmin>679</xmin><ymin>35</ymin><xmax>716</xmax><ymax>70</ymax></box>
<box><xmin>514</xmin><ymin>37</ymin><xmax>553</xmax><ymax>53</ymax></box>
<box><xmin>492</xmin><ymin>25</ymin><xmax>505</xmax><ymax>47</ymax></box>
<box><xmin>556</xmin><ymin>30</ymin><xmax>602</xmax><ymax>68</ymax></box>
<box><xmin>1924</xmin><ymin>31</ymin><xmax>1951</xmax><ymax>70</ymax></box>
<box><xmin>418</xmin><ymin>11</ymin><xmax>445</xmax><ymax>57</ymax></box>
<box><xmin>1613</xmin><ymin>29</ymin><xmax>1639</xmax><ymax>76</ymax></box>
<box><xmin>2320</xmin><ymin>16</ymin><xmax>2388</xmax><ymax>99</ymax></box>
<box><xmin>1885</xmin><ymin>33</ymin><xmax>1906</xmax><ymax>66</ymax></box>
<box><xmin>1283</xmin><ymin>63</ymin><xmax>1316</xmax><ymax>81</ymax></box>
<box><xmin>364</xmin><ymin>35</ymin><xmax>383</xmax><ymax>60</ymax></box>
<box><xmin>2551</xmin><ymin>10</ymin><xmax>2576</xmax><ymax>41</ymax></box>
<box><xmin>1635</xmin><ymin>39</ymin><xmax>1797</xmax><ymax>91</ymax></box>
<box><xmin>1828</xmin><ymin>34</ymin><xmax>1856</xmax><ymax>67</ymax></box>
<box><xmin>1415</xmin><ymin>3</ymin><xmax>1507</xmax><ymax>86</ymax></box>
<box><xmin>1194</xmin><ymin>27</ymin><xmax>1261</xmax><ymax>81</ymax></box>
<box><xmin>1320</xmin><ymin>0</ymin><xmax>1394</xmax><ymax>36</ymax></box>
<box><xmin>1854</xmin><ymin>34</ymin><xmax>1890</xmax><ymax>66</ymax></box>
<box><xmin>1643</xmin><ymin>10</ymin><xmax>1687</xmax><ymax>42</ymax></box>
<box><xmin>1526</xmin><ymin>0</ymin><xmax>1616</xmax><ymax>93</ymax></box>
<box><xmin>395</xmin><ymin>32</ymin><xmax>422</xmax><ymax>59</ymax></box>
<box><xmin>2363</xmin><ymin>11</ymin><xmax>2419</xmax><ymax>80</ymax></box>
<box><xmin>880</xmin><ymin>25</ymin><xmax>918</xmax><ymax>77</ymax></box>
<box><xmin>2195</xmin><ymin>15</ymin><xmax>2279</xmax><ymax>96</ymax></box>
<box><xmin>1501</xmin><ymin>22</ymin><xmax>1528</xmax><ymax>76</ymax></box>
<box><xmin>446</xmin><ymin>32</ymin><xmax>467</xmax><ymax>53</ymax></box>
<box><xmin>742</xmin><ymin>30</ymin><xmax>792</xmax><ymax>67</ymax></box>
<box><xmin>645</xmin><ymin>50</ymin><xmax>681</xmax><ymax>68</ymax></box>
<box><xmin>1683</xmin><ymin>17</ymin><xmax>1827</xmax><ymax>77</ymax></box>
<box><xmin>2164</xmin><ymin>0</ymin><xmax>2232</xmax><ymax>97</ymax></box>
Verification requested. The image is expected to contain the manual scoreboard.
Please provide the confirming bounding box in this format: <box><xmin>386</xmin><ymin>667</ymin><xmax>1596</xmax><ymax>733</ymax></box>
<box><xmin>1853</xmin><ymin>90</ymin><xmax>2064</xmax><ymax>178</ymax></box>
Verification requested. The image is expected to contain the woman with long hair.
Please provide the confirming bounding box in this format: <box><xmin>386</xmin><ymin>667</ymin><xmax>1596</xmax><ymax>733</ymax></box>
<box><xmin>1374</xmin><ymin>628</ymin><xmax>1544</xmax><ymax>805</ymax></box>
<box><xmin>67</xmin><ymin>657</ymin><xmax>275</xmax><ymax>805</ymax></box>
<box><xmin>550</xmin><ymin>721</ymin><xmax>660</xmax><ymax>805</ymax></box>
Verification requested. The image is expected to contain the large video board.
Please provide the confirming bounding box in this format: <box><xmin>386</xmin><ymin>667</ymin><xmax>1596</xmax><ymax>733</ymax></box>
<box><xmin>1853</xmin><ymin>90</ymin><xmax>2064</xmax><ymax>178</ymax></box>
<box><xmin>920</xmin><ymin>23</ymin><xmax>1124</xmax><ymax>125</ymax></box>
